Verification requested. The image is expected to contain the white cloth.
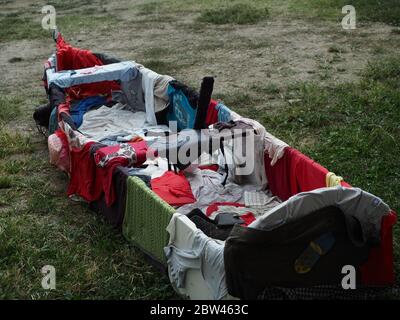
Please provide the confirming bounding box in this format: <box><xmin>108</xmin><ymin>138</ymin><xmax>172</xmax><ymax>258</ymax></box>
<box><xmin>165</xmin><ymin>213</ymin><xmax>227</xmax><ymax>300</ymax></box>
<box><xmin>221</xmin><ymin>129</ymin><xmax>267</xmax><ymax>190</ymax></box>
<box><xmin>141</xmin><ymin>68</ymin><xmax>160</xmax><ymax>125</ymax></box>
<box><xmin>264</xmin><ymin>131</ymin><xmax>289</xmax><ymax>166</ymax></box>
<box><xmin>153</xmin><ymin>75</ymin><xmax>173</xmax><ymax>113</ymax></box>
<box><xmin>78</xmin><ymin>103</ymin><xmax>146</xmax><ymax>141</ymax></box>
<box><xmin>244</xmin><ymin>190</ymin><xmax>280</xmax><ymax>208</ymax></box>
<box><xmin>249</xmin><ymin>186</ymin><xmax>390</xmax><ymax>246</ymax></box>
<box><xmin>228</xmin><ymin>112</ymin><xmax>289</xmax><ymax>166</ymax></box>
<box><xmin>140</xmin><ymin>157</ymin><xmax>169</xmax><ymax>179</ymax></box>
<box><xmin>187</xmin><ymin>151</ymin><xmax>220</xmax><ymax>168</ymax></box>
<box><xmin>133</xmin><ymin>62</ymin><xmax>174</xmax><ymax>125</ymax></box>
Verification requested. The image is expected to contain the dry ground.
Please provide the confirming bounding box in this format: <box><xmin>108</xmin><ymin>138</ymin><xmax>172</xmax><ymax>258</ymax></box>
<box><xmin>0</xmin><ymin>0</ymin><xmax>399</xmax><ymax>299</ymax></box>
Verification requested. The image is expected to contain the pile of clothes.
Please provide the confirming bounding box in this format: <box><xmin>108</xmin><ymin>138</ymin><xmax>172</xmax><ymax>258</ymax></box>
<box><xmin>164</xmin><ymin>185</ymin><xmax>391</xmax><ymax>300</ymax></box>
<box><xmin>39</xmin><ymin>34</ymin><xmax>395</xmax><ymax>301</ymax></box>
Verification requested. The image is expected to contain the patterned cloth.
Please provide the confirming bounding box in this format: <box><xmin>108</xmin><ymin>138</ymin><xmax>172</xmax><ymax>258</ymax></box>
<box><xmin>95</xmin><ymin>143</ymin><xmax>137</xmax><ymax>168</ymax></box>
<box><xmin>244</xmin><ymin>190</ymin><xmax>281</xmax><ymax>208</ymax></box>
<box><xmin>94</xmin><ymin>140</ymin><xmax>149</xmax><ymax>168</ymax></box>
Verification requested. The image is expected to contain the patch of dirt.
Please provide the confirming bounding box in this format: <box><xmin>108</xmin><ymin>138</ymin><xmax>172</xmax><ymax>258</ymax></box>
<box><xmin>0</xmin><ymin>39</ymin><xmax>51</xmax><ymax>93</ymax></box>
<box><xmin>2</xmin><ymin>0</ymin><xmax>397</xmax><ymax>98</ymax></box>
<box><xmin>0</xmin><ymin>0</ymin><xmax>397</xmax><ymax>201</ymax></box>
<box><xmin>0</xmin><ymin>0</ymin><xmax>397</xmax><ymax>209</ymax></box>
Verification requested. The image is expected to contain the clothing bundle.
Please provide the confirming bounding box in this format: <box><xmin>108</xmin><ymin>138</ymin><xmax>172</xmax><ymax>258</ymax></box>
<box><xmin>42</xmin><ymin>35</ymin><xmax>395</xmax><ymax>301</ymax></box>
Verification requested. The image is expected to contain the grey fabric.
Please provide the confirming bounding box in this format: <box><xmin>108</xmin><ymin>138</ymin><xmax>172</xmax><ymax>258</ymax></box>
<box><xmin>184</xmin><ymin>169</ymin><xmax>223</xmax><ymax>200</ymax></box>
<box><xmin>47</xmin><ymin>61</ymin><xmax>138</xmax><ymax>88</ymax></box>
<box><xmin>249</xmin><ymin>186</ymin><xmax>390</xmax><ymax>246</ymax></box>
<box><xmin>164</xmin><ymin>229</ymin><xmax>227</xmax><ymax>300</ymax></box>
<box><xmin>121</xmin><ymin>71</ymin><xmax>145</xmax><ymax>113</ymax></box>
<box><xmin>177</xmin><ymin>170</ymin><xmax>248</xmax><ymax>214</ymax></box>
<box><xmin>147</xmin><ymin>129</ymin><xmax>223</xmax><ymax>171</ymax></box>
<box><xmin>47</xmin><ymin>61</ymin><xmax>145</xmax><ymax>112</ymax></box>
<box><xmin>244</xmin><ymin>190</ymin><xmax>281</xmax><ymax>209</ymax></box>
<box><xmin>133</xmin><ymin>63</ymin><xmax>174</xmax><ymax>125</ymax></box>
<box><xmin>213</xmin><ymin>120</ymin><xmax>268</xmax><ymax>190</ymax></box>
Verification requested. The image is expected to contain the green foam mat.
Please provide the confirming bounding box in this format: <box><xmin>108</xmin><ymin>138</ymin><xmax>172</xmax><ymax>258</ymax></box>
<box><xmin>123</xmin><ymin>176</ymin><xmax>175</xmax><ymax>264</ymax></box>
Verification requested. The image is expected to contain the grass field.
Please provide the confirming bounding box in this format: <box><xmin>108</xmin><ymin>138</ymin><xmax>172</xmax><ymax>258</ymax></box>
<box><xmin>0</xmin><ymin>0</ymin><xmax>399</xmax><ymax>299</ymax></box>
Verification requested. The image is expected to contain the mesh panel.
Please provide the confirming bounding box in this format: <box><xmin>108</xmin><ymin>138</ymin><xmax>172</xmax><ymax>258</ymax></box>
<box><xmin>123</xmin><ymin>176</ymin><xmax>175</xmax><ymax>264</ymax></box>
